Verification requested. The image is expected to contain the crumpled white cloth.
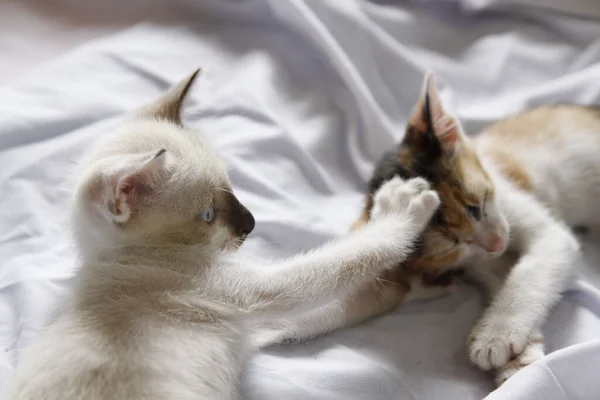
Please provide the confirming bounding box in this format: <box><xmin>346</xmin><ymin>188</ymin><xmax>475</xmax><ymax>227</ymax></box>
<box><xmin>1</xmin><ymin>1</ymin><xmax>600</xmax><ymax>399</ymax></box>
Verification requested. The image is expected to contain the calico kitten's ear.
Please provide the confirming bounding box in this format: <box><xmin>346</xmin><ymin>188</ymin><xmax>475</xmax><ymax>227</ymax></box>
<box><xmin>409</xmin><ymin>72</ymin><xmax>463</xmax><ymax>154</ymax></box>
<box><xmin>90</xmin><ymin>149</ymin><xmax>169</xmax><ymax>224</ymax></box>
<box><xmin>137</xmin><ymin>68</ymin><xmax>201</xmax><ymax>125</ymax></box>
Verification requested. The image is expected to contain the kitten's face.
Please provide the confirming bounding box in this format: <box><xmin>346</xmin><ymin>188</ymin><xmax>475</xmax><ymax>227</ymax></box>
<box><xmin>75</xmin><ymin>70</ymin><xmax>255</xmax><ymax>253</ymax></box>
<box><xmin>367</xmin><ymin>74</ymin><xmax>509</xmax><ymax>273</ymax></box>
<box><xmin>412</xmin><ymin>145</ymin><xmax>508</xmax><ymax>272</ymax></box>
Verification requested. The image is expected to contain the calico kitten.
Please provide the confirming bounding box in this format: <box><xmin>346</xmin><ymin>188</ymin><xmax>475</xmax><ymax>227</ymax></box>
<box><xmin>257</xmin><ymin>73</ymin><xmax>586</xmax><ymax>386</ymax></box>
<box><xmin>4</xmin><ymin>70</ymin><xmax>442</xmax><ymax>400</ymax></box>
<box><xmin>365</xmin><ymin>77</ymin><xmax>593</xmax><ymax>385</ymax></box>
<box><xmin>357</xmin><ymin>75</ymin><xmax>585</xmax><ymax>385</ymax></box>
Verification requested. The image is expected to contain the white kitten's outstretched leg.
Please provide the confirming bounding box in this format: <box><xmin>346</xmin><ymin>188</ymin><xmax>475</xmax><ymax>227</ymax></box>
<box><xmin>466</xmin><ymin>186</ymin><xmax>579</xmax><ymax>372</ymax></box>
<box><xmin>252</xmin><ymin>272</ymin><xmax>455</xmax><ymax>349</ymax></box>
<box><xmin>238</xmin><ymin>178</ymin><xmax>440</xmax><ymax>316</ymax></box>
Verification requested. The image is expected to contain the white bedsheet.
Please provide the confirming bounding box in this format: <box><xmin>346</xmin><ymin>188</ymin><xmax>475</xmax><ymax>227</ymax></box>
<box><xmin>0</xmin><ymin>0</ymin><xmax>178</xmax><ymax>84</ymax></box>
<box><xmin>1</xmin><ymin>1</ymin><xmax>600</xmax><ymax>399</ymax></box>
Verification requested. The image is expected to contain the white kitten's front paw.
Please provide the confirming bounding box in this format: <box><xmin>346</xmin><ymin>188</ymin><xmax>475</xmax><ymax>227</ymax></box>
<box><xmin>371</xmin><ymin>177</ymin><xmax>440</xmax><ymax>229</ymax></box>
<box><xmin>468</xmin><ymin>319</ymin><xmax>529</xmax><ymax>371</ymax></box>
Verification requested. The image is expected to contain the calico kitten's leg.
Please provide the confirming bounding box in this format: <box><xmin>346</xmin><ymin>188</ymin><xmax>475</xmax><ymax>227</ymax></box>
<box><xmin>494</xmin><ymin>330</ymin><xmax>544</xmax><ymax>386</ymax></box>
<box><xmin>252</xmin><ymin>270</ymin><xmax>455</xmax><ymax>348</ymax></box>
<box><xmin>467</xmin><ymin>189</ymin><xmax>578</xmax><ymax>371</ymax></box>
<box><xmin>468</xmin><ymin>186</ymin><xmax>578</xmax><ymax>372</ymax></box>
<box><xmin>466</xmin><ymin>265</ymin><xmax>546</xmax><ymax>385</ymax></box>
<box><xmin>241</xmin><ymin>177</ymin><xmax>440</xmax><ymax>316</ymax></box>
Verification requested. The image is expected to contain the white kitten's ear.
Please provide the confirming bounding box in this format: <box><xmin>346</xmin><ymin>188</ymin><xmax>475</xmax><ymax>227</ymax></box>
<box><xmin>90</xmin><ymin>149</ymin><xmax>169</xmax><ymax>224</ymax></box>
<box><xmin>409</xmin><ymin>71</ymin><xmax>463</xmax><ymax>154</ymax></box>
<box><xmin>137</xmin><ymin>68</ymin><xmax>201</xmax><ymax>125</ymax></box>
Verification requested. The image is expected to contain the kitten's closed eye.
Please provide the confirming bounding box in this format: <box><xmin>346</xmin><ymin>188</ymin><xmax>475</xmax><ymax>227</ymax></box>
<box><xmin>200</xmin><ymin>206</ymin><xmax>215</xmax><ymax>223</ymax></box>
<box><xmin>466</xmin><ymin>205</ymin><xmax>482</xmax><ymax>221</ymax></box>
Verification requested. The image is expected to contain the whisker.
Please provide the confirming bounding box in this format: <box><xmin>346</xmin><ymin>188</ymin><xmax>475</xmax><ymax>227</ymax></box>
<box><xmin>248</xmin><ymin>239</ymin><xmax>284</xmax><ymax>247</ymax></box>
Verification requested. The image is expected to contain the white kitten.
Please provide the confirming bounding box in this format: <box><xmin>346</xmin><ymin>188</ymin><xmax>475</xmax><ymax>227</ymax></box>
<box><xmin>4</xmin><ymin>69</ymin><xmax>441</xmax><ymax>400</ymax></box>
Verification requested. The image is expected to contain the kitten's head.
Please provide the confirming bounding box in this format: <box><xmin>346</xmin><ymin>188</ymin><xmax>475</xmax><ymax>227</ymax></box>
<box><xmin>73</xmin><ymin>69</ymin><xmax>255</xmax><ymax>257</ymax></box>
<box><xmin>367</xmin><ymin>73</ymin><xmax>509</xmax><ymax>273</ymax></box>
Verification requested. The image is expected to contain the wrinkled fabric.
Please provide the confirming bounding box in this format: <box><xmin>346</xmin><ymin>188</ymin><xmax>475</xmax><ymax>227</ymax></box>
<box><xmin>1</xmin><ymin>1</ymin><xmax>600</xmax><ymax>399</ymax></box>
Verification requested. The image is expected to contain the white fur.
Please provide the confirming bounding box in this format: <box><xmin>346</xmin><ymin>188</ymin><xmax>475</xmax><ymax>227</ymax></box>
<box><xmin>3</xmin><ymin>107</ymin><xmax>441</xmax><ymax>400</ymax></box>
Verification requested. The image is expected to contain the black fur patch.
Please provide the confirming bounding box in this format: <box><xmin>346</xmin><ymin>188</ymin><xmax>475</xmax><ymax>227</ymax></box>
<box><xmin>367</xmin><ymin>94</ymin><xmax>445</xmax><ymax>195</ymax></box>
<box><xmin>367</xmin><ymin>149</ymin><xmax>413</xmax><ymax>194</ymax></box>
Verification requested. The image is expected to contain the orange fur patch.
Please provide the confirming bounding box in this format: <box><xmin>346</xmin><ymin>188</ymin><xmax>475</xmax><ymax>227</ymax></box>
<box><xmin>486</xmin><ymin>150</ymin><xmax>532</xmax><ymax>192</ymax></box>
<box><xmin>479</xmin><ymin>105</ymin><xmax>599</xmax><ymax>143</ymax></box>
<box><xmin>476</xmin><ymin>105</ymin><xmax>600</xmax><ymax>192</ymax></box>
<box><xmin>350</xmin><ymin>213</ymin><xmax>369</xmax><ymax>232</ymax></box>
<box><xmin>350</xmin><ymin>196</ymin><xmax>372</xmax><ymax>232</ymax></box>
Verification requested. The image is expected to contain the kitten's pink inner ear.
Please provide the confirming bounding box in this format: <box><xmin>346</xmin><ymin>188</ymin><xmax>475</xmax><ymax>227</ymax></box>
<box><xmin>108</xmin><ymin>149</ymin><xmax>168</xmax><ymax>224</ymax></box>
<box><xmin>423</xmin><ymin>72</ymin><xmax>461</xmax><ymax>153</ymax></box>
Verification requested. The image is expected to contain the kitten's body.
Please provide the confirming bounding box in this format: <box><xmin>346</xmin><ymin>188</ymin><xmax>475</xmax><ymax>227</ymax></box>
<box><xmin>478</xmin><ymin>105</ymin><xmax>600</xmax><ymax>228</ymax></box>
<box><xmin>257</xmin><ymin>78</ymin><xmax>588</xmax><ymax>386</ymax></box>
<box><xmin>4</xmin><ymin>71</ymin><xmax>442</xmax><ymax>400</ymax></box>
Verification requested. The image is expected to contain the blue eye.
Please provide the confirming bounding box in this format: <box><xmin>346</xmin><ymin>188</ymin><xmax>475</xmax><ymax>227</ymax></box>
<box><xmin>200</xmin><ymin>206</ymin><xmax>214</xmax><ymax>223</ymax></box>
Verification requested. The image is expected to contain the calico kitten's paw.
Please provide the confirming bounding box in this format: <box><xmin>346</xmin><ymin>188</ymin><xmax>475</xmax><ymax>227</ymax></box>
<box><xmin>371</xmin><ymin>177</ymin><xmax>440</xmax><ymax>229</ymax></box>
<box><xmin>468</xmin><ymin>319</ymin><xmax>529</xmax><ymax>370</ymax></box>
<box><xmin>494</xmin><ymin>333</ymin><xmax>544</xmax><ymax>386</ymax></box>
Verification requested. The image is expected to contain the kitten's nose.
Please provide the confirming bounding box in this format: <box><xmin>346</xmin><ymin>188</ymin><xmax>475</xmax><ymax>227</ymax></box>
<box><xmin>484</xmin><ymin>234</ymin><xmax>504</xmax><ymax>253</ymax></box>
<box><xmin>225</xmin><ymin>191</ymin><xmax>256</xmax><ymax>237</ymax></box>
<box><xmin>240</xmin><ymin>209</ymin><xmax>255</xmax><ymax>235</ymax></box>
<box><xmin>474</xmin><ymin>232</ymin><xmax>504</xmax><ymax>253</ymax></box>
